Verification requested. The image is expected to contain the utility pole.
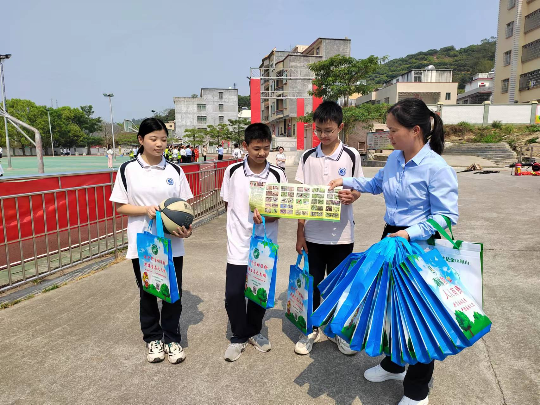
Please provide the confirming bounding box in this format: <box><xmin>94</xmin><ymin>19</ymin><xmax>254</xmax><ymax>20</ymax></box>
<box><xmin>103</xmin><ymin>93</ymin><xmax>116</xmax><ymax>160</ymax></box>
<box><xmin>0</xmin><ymin>54</ymin><xmax>12</xmax><ymax>169</ymax></box>
<box><xmin>47</xmin><ymin>108</ymin><xmax>54</xmax><ymax>156</ymax></box>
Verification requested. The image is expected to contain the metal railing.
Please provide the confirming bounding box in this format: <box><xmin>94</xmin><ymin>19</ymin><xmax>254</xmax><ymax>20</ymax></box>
<box><xmin>0</xmin><ymin>160</ymin><xmax>238</xmax><ymax>292</ymax></box>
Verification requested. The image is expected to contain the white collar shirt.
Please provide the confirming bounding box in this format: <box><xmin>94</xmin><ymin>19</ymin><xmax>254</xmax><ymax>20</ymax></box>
<box><xmin>109</xmin><ymin>154</ymin><xmax>194</xmax><ymax>259</ymax></box>
<box><xmin>295</xmin><ymin>141</ymin><xmax>363</xmax><ymax>245</ymax></box>
<box><xmin>220</xmin><ymin>158</ymin><xmax>287</xmax><ymax>265</ymax></box>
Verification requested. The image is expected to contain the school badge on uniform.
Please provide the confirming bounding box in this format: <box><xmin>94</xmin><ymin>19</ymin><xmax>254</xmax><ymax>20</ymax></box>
<box><xmin>338</xmin><ymin>167</ymin><xmax>346</xmax><ymax>176</ymax></box>
<box><xmin>166</xmin><ymin>178</ymin><xmax>174</xmax><ymax>185</ymax></box>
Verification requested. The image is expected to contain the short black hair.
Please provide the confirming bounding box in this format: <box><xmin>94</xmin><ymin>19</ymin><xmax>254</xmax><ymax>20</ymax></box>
<box><xmin>234</xmin><ymin>143</ymin><xmax>239</xmax><ymax>148</ymax></box>
<box><xmin>313</xmin><ymin>100</ymin><xmax>343</xmax><ymax>126</ymax></box>
<box><xmin>244</xmin><ymin>123</ymin><xmax>272</xmax><ymax>145</ymax></box>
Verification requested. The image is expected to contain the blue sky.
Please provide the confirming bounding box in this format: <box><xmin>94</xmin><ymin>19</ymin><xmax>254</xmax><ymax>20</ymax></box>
<box><xmin>3</xmin><ymin>0</ymin><xmax>498</xmax><ymax>121</ymax></box>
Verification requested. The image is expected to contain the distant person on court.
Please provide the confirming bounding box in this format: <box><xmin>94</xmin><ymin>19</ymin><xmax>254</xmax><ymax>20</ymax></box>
<box><xmin>220</xmin><ymin>123</ymin><xmax>286</xmax><ymax>362</ymax></box>
<box><xmin>202</xmin><ymin>145</ymin><xmax>208</xmax><ymax>161</ymax></box>
<box><xmin>172</xmin><ymin>146</ymin><xmax>179</xmax><ymax>163</ymax></box>
<box><xmin>193</xmin><ymin>146</ymin><xmax>200</xmax><ymax>162</ymax></box>
<box><xmin>180</xmin><ymin>145</ymin><xmax>186</xmax><ymax>163</ymax></box>
<box><xmin>276</xmin><ymin>146</ymin><xmax>286</xmax><ymax>169</ymax></box>
<box><xmin>0</xmin><ymin>146</ymin><xmax>3</xmax><ymax>159</ymax></box>
<box><xmin>217</xmin><ymin>145</ymin><xmax>224</xmax><ymax>160</ymax></box>
<box><xmin>109</xmin><ymin>117</ymin><xmax>194</xmax><ymax>365</ymax></box>
<box><xmin>186</xmin><ymin>145</ymin><xmax>192</xmax><ymax>162</ymax></box>
<box><xmin>0</xmin><ymin>162</ymin><xmax>3</xmax><ymax>177</ymax></box>
<box><xmin>107</xmin><ymin>145</ymin><xmax>114</xmax><ymax>168</ymax></box>
<box><xmin>232</xmin><ymin>143</ymin><xmax>243</xmax><ymax>159</ymax></box>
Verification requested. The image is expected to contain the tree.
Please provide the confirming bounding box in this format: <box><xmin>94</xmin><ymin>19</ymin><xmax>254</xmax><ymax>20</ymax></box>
<box><xmin>0</xmin><ymin>99</ymin><xmax>49</xmax><ymax>154</ymax></box>
<box><xmin>184</xmin><ymin>128</ymin><xmax>206</xmax><ymax>146</ymax></box>
<box><xmin>238</xmin><ymin>95</ymin><xmax>250</xmax><ymax>111</ymax></box>
<box><xmin>190</xmin><ymin>94</ymin><xmax>198</xmax><ymax>98</ymax></box>
<box><xmin>455</xmin><ymin>310</ymin><xmax>474</xmax><ymax>337</ymax></box>
<box><xmin>115</xmin><ymin>132</ymin><xmax>139</xmax><ymax>146</ymax></box>
<box><xmin>228</xmin><ymin>118</ymin><xmax>250</xmax><ymax>144</ymax></box>
<box><xmin>205</xmin><ymin>123</ymin><xmax>231</xmax><ymax>146</ymax></box>
<box><xmin>77</xmin><ymin>105</ymin><xmax>102</xmax><ymax>154</ymax></box>
<box><xmin>309</xmin><ymin>54</ymin><xmax>387</xmax><ymax>105</ymax></box>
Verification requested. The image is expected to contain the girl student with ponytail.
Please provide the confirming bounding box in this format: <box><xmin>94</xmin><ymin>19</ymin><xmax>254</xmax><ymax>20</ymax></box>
<box><xmin>109</xmin><ymin>118</ymin><xmax>194</xmax><ymax>365</ymax></box>
<box><xmin>329</xmin><ymin>98</ymin><xmax>458</xmax><ymax>405</ymax></box>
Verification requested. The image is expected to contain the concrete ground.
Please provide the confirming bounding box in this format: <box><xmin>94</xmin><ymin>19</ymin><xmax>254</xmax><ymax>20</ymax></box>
<box><xmin>0</xmin><ymin>166</ymin><xmax>539</xmax><ymax>405</ymax></box>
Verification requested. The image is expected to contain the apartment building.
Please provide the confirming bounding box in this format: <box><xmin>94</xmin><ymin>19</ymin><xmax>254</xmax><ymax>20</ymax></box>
<box><xmin>355</xmin><ymin>66</ymin><xmax>458</xmax><ymax>106</ymax></box>
<box><xmin>493</xmin><ymin>0</ymin><xmax>540</xmax><ymax>103</ymax></box>
<box><xmin>173</xmin><ymin>88</ymin><xmax>238</xmax><ymax>138</ymax></box>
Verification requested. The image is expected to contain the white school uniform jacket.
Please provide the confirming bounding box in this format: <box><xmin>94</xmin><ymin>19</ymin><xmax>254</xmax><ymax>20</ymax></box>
<box><xmin>295</xmin><ymin>142</ymin><xmax>363</xmax><ymax>245</ymax></box>
<box><xmin>109</xmin><ymin>154</ymin><xmax>194</xmax><ymax>259</ymax></box>
<box><xmin>220</xmin><ymin>159</ymin><xmax>287</xmax><ymax>265</ymax></box>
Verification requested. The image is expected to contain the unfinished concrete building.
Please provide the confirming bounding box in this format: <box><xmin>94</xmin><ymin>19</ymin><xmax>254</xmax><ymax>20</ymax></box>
<box><xmin>250</xmin><ymin>38</ymin><xmax>351</xmax><ymax>151</ymax></box>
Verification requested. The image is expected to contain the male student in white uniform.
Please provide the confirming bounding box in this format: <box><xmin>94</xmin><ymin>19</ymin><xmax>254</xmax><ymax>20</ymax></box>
<box><xmin>220</xmin><ymin>123</ymin><xmax>287</xmax><ymax>362</ymax></box>
<box><xmin>295</xmin><ymin>100</ymin><xmax>363</xmax><ymax>356</ymax></box>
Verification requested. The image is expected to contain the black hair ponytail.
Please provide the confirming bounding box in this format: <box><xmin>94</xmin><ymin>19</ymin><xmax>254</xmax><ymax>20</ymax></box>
<box><xmin>136</xmin><ymin>117</ymin><xmax>168</xmax><ymax>156</ymax></box>
<box><xmin>429</xmin><ymin>111</ymin><xmax>445</xmax><ymax>155</ymax></box>
<box><xmin>387</xmin><ymin>98</ymin><xmax>445</xmax><ymax>156</ymax></box>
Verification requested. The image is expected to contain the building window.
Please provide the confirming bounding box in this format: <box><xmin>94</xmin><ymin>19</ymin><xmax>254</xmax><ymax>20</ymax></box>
<box><xmin>445</xmin><ymin>92</ymin><xmax>451</xmax><ymax>100</ymax></box>
<box><xmin>519</xmin><ymin>68</ymin><xmax>540</xmax><ymax>91</ymax></box>
<box><xmin>522</xmin><ymin>38</ymin><xmax>540</xmax><ymax>63</ymax></box>
<box><xmin>316</xmin><ymin>47</ymin><xmax>320</xmax><ymax>55</ymax></box>
<box><xmin>383</xmin><ymin>97</ymin><xmax>390</xmax><ymax>104</ymax></box>
<box><xmin>218</xmin><ymin>92</ymin><xmax>223</xmax><ymax>100</ymax></box>
<box><xmin>414</xmin><ymin>71</ymin><xmax>422</xmax><ymax>82</ymax></box>
<box><xmin>479</xmin><ymin>83</ymin><xmax>486</xmax><ymax>87</ymax></box>
<box><xmin>197</xmin><ymin>104</ymin><xmax>206</xmax><ymax>112</ymax></box>
<box><xmin>501</xmin><ymin>78</ymin><xmax>509</xmax><ymax>93</ymax></box>
<box><xmin>503</xmin><ymin>50</ymin><xmax>512</xmax><ymax>66</ymax></box>
<box><xmin>197</xmin><ymin>116</ymin><xmax>207</xmax><ymax>124</ymax></box>
<box><xmin>506</xmin><ymin>21</ymin><xmax>514</xmax><ymax>38</ymax></box>
<box><xmin>219</xmin><ymin>104</ymin><xmax>224</xmax><ymax>112</ymax></box>
<box><xmin>525</xmin><ymin>9</ymin><xmax>540</xmax><ymax>33</ymax></box>
<box><xmin>218</xmin><ymin>116</ymin><xmax>224</xmax><ymax>124</ymax></box>
<box><xmin>508</xmin><ymin>0</ymin><xmax>516</xmax><ymax>9</ymax></box>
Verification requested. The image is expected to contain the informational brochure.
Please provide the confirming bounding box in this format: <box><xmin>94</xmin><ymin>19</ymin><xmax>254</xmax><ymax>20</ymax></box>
<box><xmin>249</xmin><ymin>183</ymin><xmax>343</xmax><ymax>222</ymax></box>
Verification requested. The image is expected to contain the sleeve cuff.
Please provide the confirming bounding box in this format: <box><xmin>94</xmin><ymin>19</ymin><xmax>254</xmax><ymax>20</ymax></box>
<box><xmin>405</xmin><ymin>224</ymin><xmax>423</xmax><ymax>241</ymax></box>
<box><xmin>342</xmin><ymin>177</ymin><xmax>355</xmax><ymax>189</ymax></box>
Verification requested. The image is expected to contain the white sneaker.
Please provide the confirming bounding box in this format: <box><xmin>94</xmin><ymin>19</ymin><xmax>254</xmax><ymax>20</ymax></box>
<box><xmin>249</xmin><ymin>334</ymin><xmax>271</xmax><ymax>352</ymax></box>
<box><xmin>397</xmin><ymin>396</ymin><xmax>428</xmax><ymax>405</ymax></box>
<box><xmin>224</xmin><ymin>342</ymin><xmax>248</xmax><ymax>362</ymax></box>
<box><xmin>146</xmin><ymin>340</ymin><xmax>165</xmax><ymax>363</ymax></box>
<box><xmin>164</xmin><ymin>342</ymin><xmax>186</xmax><ymax>364</ymax></box>
<box><xmin>294</xmin><ymin>329</ymin><xmax>321</xmax><ymax>355</ymax></box>
<box><xmin>364</xmin><ymin>364</ymin><xmax>406</xmax><ymax>382</ymax></box>
<box><xmin>327</xmin><ymin>335</ymin><xmax>358</xmax><ymax>356</ymax></box>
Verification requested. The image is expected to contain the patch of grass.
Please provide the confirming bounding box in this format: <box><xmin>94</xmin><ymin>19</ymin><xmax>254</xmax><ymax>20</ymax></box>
<box><xmin>526</xmin><ymin>136</ymin><xmax>539</xmax><ymax>144</ymax></box>
<box><xmin>491</xmin><ymin>121</ymin><xmax>503</xmax><ymax>130</ymax></box>
<box><xmin>526</xmin><ymin>124</ymin><xmax>540</xmax><ymax>132</ymax></box>
<box><xmin>0</xmin><ymin>294</ymin><xmax>34</xmax><ymax>310</ymax></box>
<box><xmin>501</xmin><ymin>124</ymin><xmax>515</xmax><ymax>135</ymax></box>
<box><xmin>473</xmin><ymin>131</ymin><xmax>504</xmax><ymax>143</ymax></box>
<box><xmin>457</xmin><ymin>121</ymin><xmax>474</xmax><ymax>131</ymax></box>
<box><xmin>43</xmin><ymin>284</ymin><xmax>59</xmax><ymax>293</ymax></box>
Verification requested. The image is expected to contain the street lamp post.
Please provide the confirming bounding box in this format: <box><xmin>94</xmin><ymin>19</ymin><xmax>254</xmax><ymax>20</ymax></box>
<box><xmin>47</xmin><ymin>108</ymin><xmax>54</xmax><ymax>156</ymax></box>
<box><xmin>0</xmin><ymin>54</ymin><xmax>12</xmax><ymax>169</ymax></box>
<box><xmin>103</xmin><ymin>93</ymin><xmax>116</xmax><ymax>160</ymax></box>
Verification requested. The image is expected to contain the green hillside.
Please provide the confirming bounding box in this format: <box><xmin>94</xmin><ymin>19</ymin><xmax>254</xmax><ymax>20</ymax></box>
<box><xmin>367</xmin><ymin>37</ymin><xmax>496</xmax><ymax>91</ymax></box>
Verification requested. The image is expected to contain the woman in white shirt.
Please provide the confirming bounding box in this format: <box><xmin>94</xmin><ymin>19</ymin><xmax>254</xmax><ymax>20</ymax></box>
<box><xmin>275</xmin><ymin>146</ymin><xmax>286</xmax><ymax>169</ymax></box>
<box><xmin>109</xmin><ymin>118</ymin><xmax>194</xmax><ymax>365</ymax></box>
<box><xmin>106</xmin><ymin>145</ymin><xmax>114</xmax><ymax>168</ymax></box>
